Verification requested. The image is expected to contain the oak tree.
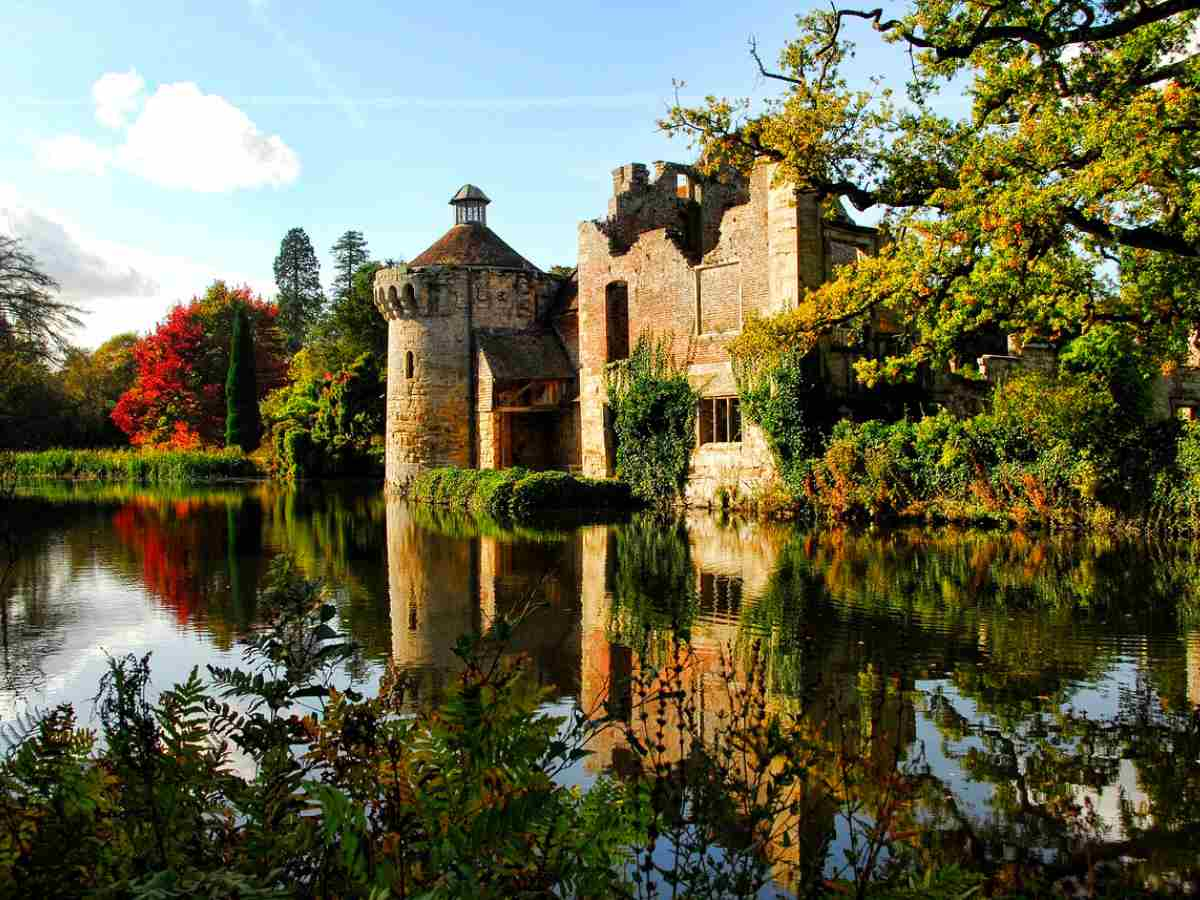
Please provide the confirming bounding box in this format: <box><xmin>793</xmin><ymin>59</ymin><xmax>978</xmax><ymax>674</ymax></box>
<box><xmin>663</xmin><ymin>1</ymin><xmax>1200</xmax><ymax>383</ymax></box>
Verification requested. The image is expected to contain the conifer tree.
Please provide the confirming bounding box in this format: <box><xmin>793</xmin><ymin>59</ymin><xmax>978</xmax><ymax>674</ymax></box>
<box><xmin>329</xmin><ymin>230</ymin><xmax>370</xmax><ymax>307</ymax></box>
<box><xmin>224</xmin><ymin>304</ymin><xmax>260</xmax><ymax>452</ymax></box>
<box><xmin>272</xmin><ymin>227</ymin><xmax>323</xmax><ymax>352</ymax></box>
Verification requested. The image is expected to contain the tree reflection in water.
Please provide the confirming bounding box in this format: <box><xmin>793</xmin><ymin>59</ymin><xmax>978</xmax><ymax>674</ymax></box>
<box><xmin>5</xmin><ymin>484</ymin><xmax>1200</xmax><ymax>889</ymax></box>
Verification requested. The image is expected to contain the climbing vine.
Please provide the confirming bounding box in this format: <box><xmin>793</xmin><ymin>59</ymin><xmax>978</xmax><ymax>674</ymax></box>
<box><xmin>605</xmin><ymin>334</ymin><xmax>698</xmax><ymax>505</ymax></box>
<box><xmin>734</xmin><ymin>349</ymin><xmax>833</xmax><ymax>494</ymax></box>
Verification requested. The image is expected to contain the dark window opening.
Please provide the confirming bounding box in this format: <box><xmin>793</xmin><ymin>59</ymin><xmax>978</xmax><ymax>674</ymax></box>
<box><xmin>408</xmin><ymin>601</ymin><xmax>418</xmax><ymax>632</ymax></box>
<box><xmin>405</xmin><ymin>351</ymin><xmax>414</xmax><ymax>379</ymax></box>
<box><xmin>387</xmin><ymin>285</ymin><xmax>398</xmax><ymax>307</ymax></box>
<box><xmin>605</xmin><ymin>282</ymin><xmax>629</xmax><ymax>363</ymax></box>
<box><xmin>699</xmin><ymin>397</ymin><xmax>741</xmax><ymax>445</ymax></box>
<box><xmin>402</xmin><ymin>283</ymin><xmax>416</xmax><ymax>309</ymax></box>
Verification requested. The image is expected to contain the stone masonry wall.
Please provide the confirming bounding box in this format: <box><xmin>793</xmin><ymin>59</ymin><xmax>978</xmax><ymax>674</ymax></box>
<box><xmin>378</xmin><ymin>265</ymin><xmax>472</xmax><ymax>486</ymax></box>
<box><xmin>576</xmin><ymin>160</ymin><xmax>834</xmax><ymax>504</ymax></box>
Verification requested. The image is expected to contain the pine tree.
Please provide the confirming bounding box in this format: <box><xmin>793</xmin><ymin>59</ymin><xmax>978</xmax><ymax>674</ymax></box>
<box><xmin>272</xmin><ymin>228</ymin><xmax>323</xmax><ymax>352</ymax></box>
<box><xmin>224</xmin><ymin>304</ymin><xmax>260</xmax><ymax>452</ymax></box>
<box><xmin>329</xmin><ymin>230</ymin><xmax>369</xmax><ymax>307</ymax></box>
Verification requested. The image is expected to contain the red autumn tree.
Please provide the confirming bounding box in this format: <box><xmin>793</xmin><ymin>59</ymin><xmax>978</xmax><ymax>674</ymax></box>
<box><xmin>113</xmin><ymin>282</ymin><xmax>285</xmax><ymax>448</ymax></box>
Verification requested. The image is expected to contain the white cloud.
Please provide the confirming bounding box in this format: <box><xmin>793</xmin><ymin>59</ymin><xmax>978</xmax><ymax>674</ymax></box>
<box><xmin>118</xmin><ymin>82</ymin><xmax>300</xmax><ymax>191</ymax></box>
<box><xmin>36</xmin><ymin>134</ymin><xmax>112</xmax><ymax>176</ymax></box>
<box><xmin>0</xmin><ymin>185</ymin><xmax>274</xmax><ymax>348</ymax></box>
<box><xmin>92</xmin><ymin>68</ymin><xmax>145</xmax><ymax>128</ymax></box>
<box><xmin>37</xmin><ymin>73</ymin><xmax>300</xmax><ymax>193</ymax></box>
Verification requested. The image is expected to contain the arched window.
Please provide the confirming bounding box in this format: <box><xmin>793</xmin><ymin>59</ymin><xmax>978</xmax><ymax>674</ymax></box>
<box><xmin>403</xmin><ymin>283</ymin><xmax>416</xmax><ymax>309</ymax></box>
<box><xmin>405</xmin><ymin>351</ymin><xmax>414</xmax><ymax>379</ymax></box>
<box><xmin>387</xmin><ymin>285</ymin><xmax>399</xmax><ymax>309</ymax></box>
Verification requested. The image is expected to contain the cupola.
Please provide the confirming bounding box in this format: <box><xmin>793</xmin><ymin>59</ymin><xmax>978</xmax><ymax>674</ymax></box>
<box><xmin>450</xmin><ymin>184</ymin><xmax>490</xmax><ymax>226</ymax></box>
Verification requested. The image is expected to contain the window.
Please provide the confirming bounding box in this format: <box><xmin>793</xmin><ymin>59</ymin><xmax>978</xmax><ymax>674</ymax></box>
<box><xmin>402</xmin><ymin>283</ymin><xmax>416</xmax><ymax>309</ymax></box>
<box><xmin>387</xmin><ymin>284</ymin><xmax>398</xmax><ymax>308</ymax></box>
<box><xmin>699</xmin><ymin>397</ymin><xmax>741</xmax><ymax>444</ymax></box>
<box><xmin>405</xmin><ymin>351</ymin><xmax>414</xmax><ymax>379</ymax></box>
<box><xmin>605</xmin><ymin>282</ymin><xmax>629</xmax><ymax>363</ymax></box>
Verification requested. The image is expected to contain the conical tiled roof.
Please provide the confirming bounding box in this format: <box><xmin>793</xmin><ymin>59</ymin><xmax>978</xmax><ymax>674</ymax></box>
<box><xmin>409</xmin><ymin>223</ymin><xmax>539</xmax><ymax>271</ymax></box>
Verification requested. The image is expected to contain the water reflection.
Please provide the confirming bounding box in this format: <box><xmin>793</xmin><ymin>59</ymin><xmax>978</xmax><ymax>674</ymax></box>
<box><xmin>5</xmin><ymin>484</ymin><xmax>1200</xmax><ymax>880</ymax></box>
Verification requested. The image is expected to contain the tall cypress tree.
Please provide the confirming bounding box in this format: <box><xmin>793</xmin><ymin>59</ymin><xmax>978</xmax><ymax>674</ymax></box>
<box><xmin>273</xmin><ymin>227</ymin><xmax>324</xmax><ymax>352</ymax></box>
<box><xmin>224</xmin><ymin>305</ymin><xmax>260</xmax><ymax>452</ymax></box>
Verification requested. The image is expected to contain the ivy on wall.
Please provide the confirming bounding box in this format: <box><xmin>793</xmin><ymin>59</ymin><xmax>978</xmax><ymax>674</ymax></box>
<box><xmin>734</xmin><ymin>349</ymin><xmax>833</xmax><ymax>494</ymax></box>
<box><xmin>605</xmin><ymin>334</ymin><xmax>698</xmax><ymax>505</ymax></box>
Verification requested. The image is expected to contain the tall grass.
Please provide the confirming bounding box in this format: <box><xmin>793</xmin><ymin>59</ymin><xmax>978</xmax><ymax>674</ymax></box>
<box><xmin>0</xmin><ymin>447</ymin><xmax>258</xmax><ymax>483</ymax></box>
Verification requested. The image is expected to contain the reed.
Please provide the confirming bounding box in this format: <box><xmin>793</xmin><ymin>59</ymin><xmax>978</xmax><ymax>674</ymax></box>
<box><xmin>0</xmin><ymin>447</ymin><xmax>258</xmax><ymax>483</ymax></box>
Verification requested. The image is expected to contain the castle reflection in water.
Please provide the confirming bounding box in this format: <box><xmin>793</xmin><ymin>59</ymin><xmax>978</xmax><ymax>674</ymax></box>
<box><xmin>7</xmin><ymin>484</ymin><xmax>1200</xmax><ymax>879</ymax></box>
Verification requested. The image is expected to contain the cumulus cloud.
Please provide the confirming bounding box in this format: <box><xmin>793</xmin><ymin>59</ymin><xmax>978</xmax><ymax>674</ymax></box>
<box><xmin>38</xmin><ymin>73</ymin><xmax>300</xmax><ymax>193</ymax></box>
<box><xmin>0</xmin><ymin>185</ymin><xmax>273</xmax><ymax>347</ymax></box>
<box><xmin>92</xmin><ymin>68</ymin><xmax>145</xmax><ymax>128</ymax></box>
<box><xmin>118</xmin><ymin>82</ymin><xmax>300</xmax><ymax>191</ymax></box>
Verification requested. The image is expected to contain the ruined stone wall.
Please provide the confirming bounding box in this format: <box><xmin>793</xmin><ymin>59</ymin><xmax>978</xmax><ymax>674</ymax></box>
<box><xmin>576</xmin><ymin>160</ymin><xmax>818</xmax><ymax>502</ymax></box>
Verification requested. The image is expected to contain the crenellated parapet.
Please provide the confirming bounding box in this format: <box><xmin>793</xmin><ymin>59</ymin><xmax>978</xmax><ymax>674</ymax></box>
<box><xmin>374</xmin><ymin>264</ymin><xmax>453</xmax><ymax>319</ymax></box>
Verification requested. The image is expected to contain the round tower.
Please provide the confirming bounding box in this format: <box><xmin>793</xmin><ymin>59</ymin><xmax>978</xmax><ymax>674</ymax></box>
<box><xmin>375</xmin><ymin>183</ymin><xmax>564</xmax><ymax>489</ymax></box>
<box><xmin>375</xmin><ymin>259</ymin><xmax>470</xmax><ymax>485</ymax></box>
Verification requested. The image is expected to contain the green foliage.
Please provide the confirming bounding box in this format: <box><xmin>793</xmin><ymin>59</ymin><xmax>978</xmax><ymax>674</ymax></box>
<box><xmin>408</xmin><ymin>465</ymin><xmax>635</xmax><ymax>523</ymax></box>
<box><xmin>0</xmin><ymin>333</ymin><xmax>137</xmax><ymax>449</ymax></box>
<box><xmin>0</xmin><ymin>559</ymin><xmax>634</xmax><ymax>899</ymax></box>
<box><xmin>306</xmin><ymin>261</ymin><xmax>389</xmax><ymax>376</ymax></box>
<box><xmin>272</xmin><ymin>227</ymin><xmax>324</xmax><ymax>353</ymax></box>
<box><xmin>265</xmin><ymin>352</ymin><xmax>384</xmax><ymax>479</ymax></box>
<box><xmin>0</xmin><ymin>447</ymin><xmax>255</xmax><ymax>482</ymax></box>
<box><xmin>606</xmin><ymin>333</ymin><xmax>699</xmax><ymax>505</ymax></box>
<box><xmin>669</xmin><ymin>2</ymin><xmax>1200</xmax><ymax>383</ymax></box>
<box><xmin>736</xmin><ymin>349</ymin><xmax>831</xmax><ymax>492</ymax></box>
<box><xmin>224</xmin><ymin>305</ymin><xmax>261</xmax><ymax>452</ymax></box>
<box><xmin>788</xmin><ymin>370</ymin><xmax>1200</xmax><ymax>530</ymax></box>
<box><xmin>1058</xmin><ymin>324</ymin><xmax>1158</xmax><ymax>419</ymax></box>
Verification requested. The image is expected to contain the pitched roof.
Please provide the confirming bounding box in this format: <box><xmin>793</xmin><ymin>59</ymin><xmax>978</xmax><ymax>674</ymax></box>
<box><xmin>477</xmin><ymin>330</ymin><xmax>575</xmax><ymax>381</ymax></box>
<box><xmin>410</xmin><ymin>223</ymin><xmax>538</xmax><ymax>270</ymax></box>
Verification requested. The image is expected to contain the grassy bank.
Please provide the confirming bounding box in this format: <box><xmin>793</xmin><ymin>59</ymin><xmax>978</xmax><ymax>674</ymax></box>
<box><xmin>406</xmin><ymin>466</ymin><xmax>636</xmax><ymax>522</ymax></box>
<box><xmin>0</xmin><ymin>447</ymin><xmax>259</xmax><ymax>483</ymax></box>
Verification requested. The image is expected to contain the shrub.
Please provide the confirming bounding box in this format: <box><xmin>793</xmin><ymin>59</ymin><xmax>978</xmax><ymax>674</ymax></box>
<box><xmin>266</xmin><ymin>352</ymin><xmax>384</xmax><ymax>479</ymax></box>
<box><xmin>407</xmin><ymin>466</ymin><xmax>635</xmax><ymax>523</ymax></box>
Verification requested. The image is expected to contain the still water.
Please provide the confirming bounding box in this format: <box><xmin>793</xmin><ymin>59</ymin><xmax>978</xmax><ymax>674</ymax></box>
<box><xmin>4</xmin><ymin>482</ymin><xmax>1200</xmax><ymax>878</ymax></box>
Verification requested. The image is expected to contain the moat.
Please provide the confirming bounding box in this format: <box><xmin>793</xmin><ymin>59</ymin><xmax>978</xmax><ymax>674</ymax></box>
<box><xmin>4</xmin><ymin>482</ymin><xmax>1200</xmax><ymax>883</ymax></box>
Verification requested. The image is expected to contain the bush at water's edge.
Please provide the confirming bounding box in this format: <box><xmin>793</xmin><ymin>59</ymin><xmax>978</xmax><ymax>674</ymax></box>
<box><xmin>0</xmin><ymin>447</ymin><xmax>260</xmax><ymax>483</ymax></box>
<box><xmin>406</xmin><ymin>466</ymin><xmax>638</xmax><ymax>523</ymax></box>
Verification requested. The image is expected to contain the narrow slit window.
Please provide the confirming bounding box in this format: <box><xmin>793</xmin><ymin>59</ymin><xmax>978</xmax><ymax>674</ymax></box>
<box><xmin>405</xmin><ymin>351</ymin><xmax>414</xmax><ymax>379</ymax></box>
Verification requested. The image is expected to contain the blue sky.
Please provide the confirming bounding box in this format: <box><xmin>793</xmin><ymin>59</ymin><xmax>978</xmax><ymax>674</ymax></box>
<box><xmin>1</xmin><ymin>0</ymin><xmax>914</xmax><ymax>348</ymax></box>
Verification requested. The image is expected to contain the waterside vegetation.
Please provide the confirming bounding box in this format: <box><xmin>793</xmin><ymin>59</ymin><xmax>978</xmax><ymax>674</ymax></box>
<box><xmin>0</xmin><ymin>447</ymin><xmax>257</xmax><ymax>483</ymax></box>
<box><xmin>406</xmin><ymin>466</ymin><xmax>636</xmax><ymax>523</ymax></box>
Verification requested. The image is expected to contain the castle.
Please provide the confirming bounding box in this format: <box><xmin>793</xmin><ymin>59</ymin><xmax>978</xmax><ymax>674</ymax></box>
<box><xmin>374</xmin><ymin>161</ymin><xmax>880</xmax><ymax>504</ymax></box>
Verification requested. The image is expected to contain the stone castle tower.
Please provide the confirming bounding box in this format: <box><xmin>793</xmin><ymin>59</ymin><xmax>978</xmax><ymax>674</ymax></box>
<box><xmin>374</xmin><ymin>185</ymin><xmax>566</xmax><ymax>487</ymax></box>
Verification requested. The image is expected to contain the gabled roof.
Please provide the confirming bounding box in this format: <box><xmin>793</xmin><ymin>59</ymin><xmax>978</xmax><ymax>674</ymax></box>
<box><xmin>410</xmin><ymin>223</ymin><xmax>539</xmax><ymax>270</ymax></box>
<box><xmin>478</xmin><ymin>330</ymin><xmax>575</xmax><ymax>381</ymax></box>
